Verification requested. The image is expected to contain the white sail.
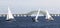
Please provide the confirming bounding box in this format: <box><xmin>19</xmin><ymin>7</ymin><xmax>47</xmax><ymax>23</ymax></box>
<box><xmin>35</xmin><ymin>9</ymin><xmax>40</xmax><ymax>22</ymax></box>
<box><xmin>6</xmin><ymin>7</ymin><xmax>14</xmax><ymax>20</ymax></box>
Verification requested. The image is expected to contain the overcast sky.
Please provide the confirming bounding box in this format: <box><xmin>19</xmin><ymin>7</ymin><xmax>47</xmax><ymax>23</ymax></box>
<box><xmin>0</xmin><ymin>0</ymin><xmax>60</xmax><ymax>14</ymax></box>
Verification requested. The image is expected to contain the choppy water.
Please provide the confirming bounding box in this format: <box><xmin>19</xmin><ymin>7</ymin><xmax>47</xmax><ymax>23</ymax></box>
<box><xmin>0</xmin><ymin>16</ymin><xmax>60</xmax><ymax>28</ymax></box>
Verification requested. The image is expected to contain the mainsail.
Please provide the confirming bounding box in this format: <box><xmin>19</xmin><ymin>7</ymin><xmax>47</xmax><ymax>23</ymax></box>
<box><xmin>6</xmin><ymin>7</ymin><xmax>14</xmax><ymax>20</ymax></box>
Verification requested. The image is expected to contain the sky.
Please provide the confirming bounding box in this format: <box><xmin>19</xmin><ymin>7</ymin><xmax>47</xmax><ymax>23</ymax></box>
<box><xmin>0</xmin><ymin>0</ymin><xmax>60</xmax><ymax>14</ymax></box>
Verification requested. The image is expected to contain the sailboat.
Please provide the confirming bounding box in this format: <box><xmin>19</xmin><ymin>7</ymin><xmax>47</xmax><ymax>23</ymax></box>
<box><xmin>6</xmin><ymin>7</ymin><xmax>15</xmax><ymax>21</ymax></box>
<box><xmin>45</xmin><ymin>10</ymin><xmax>54</xmax><ymax>21</ymax></box>
<box><xmin>34</xmin><ymin>9</ymin><xmax>40</xmax><ymax>22</ymax></box>
<box><xmin>32</xmin><ymin>9</ymin><xmax>40</xmax><ymax>22</ymax></box>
